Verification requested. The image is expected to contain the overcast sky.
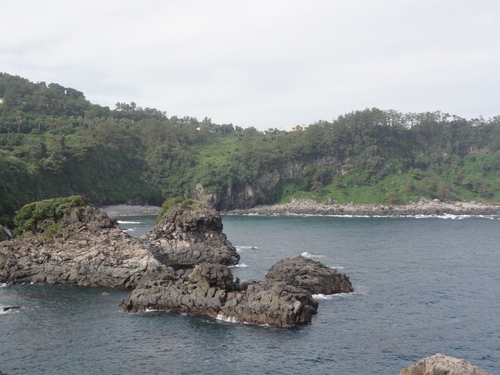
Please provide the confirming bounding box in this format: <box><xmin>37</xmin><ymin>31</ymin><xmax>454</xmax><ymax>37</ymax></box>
<box><xmin>2</xmin><ymin>1</ymin><xmax>499</xmax><ymax>130</ymax></box>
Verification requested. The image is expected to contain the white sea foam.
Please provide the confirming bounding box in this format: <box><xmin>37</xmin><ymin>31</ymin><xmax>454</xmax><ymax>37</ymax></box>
<box><xmin>230</xmin><ymin>263</ymin><xmax>248</xmax><ymax>268</ymax></box>
<box><xmin>236</xmin><ymin>246</ymin><xmax>259</xmax><ymax>252</ymax></box>
<box><xmin>313</xmin><ymin>285</ymin><xmax>366</xmax><ymax>300</ymax></box>
<box><xmin>0</xmin><ymin>306</ymin><xmax>21</xmax><ymax>314</ymax></box>
<box><xmin>122</xmin><ymin>228</ymin><xmax>136</xmax><ymax>233</ymax></box>
<box><xmin>117</xmin><ymin>220</ymin><xmax>142</xmax><ymax>224</ymax></box>
<box><xmin>0</xmin><ymin>283</ymin><xmax>7</xmax><ymax>288</ymax></box>
<box><xmin>330</xmin><ymin>265</ymin><xmax>344</xmax><ymax>270</ymax></box>
<box><xmin>301</xmin><ymin>251</ymin><xmax>325</xmax><ymax>259</ymax></box>
<box><xmin>216</xmin><ymin>313</ymin><xmax>239</xmax><ymax>323</ymax></box>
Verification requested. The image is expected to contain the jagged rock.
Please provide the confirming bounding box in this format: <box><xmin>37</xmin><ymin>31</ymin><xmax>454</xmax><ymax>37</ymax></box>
<box><xmin>0</xmin><ymin>200</ymin><xmax>239</xmax><ymax>288</ymax></box>
<box><xmin>0</xmin><ymin>207</ymin><xmax>165</xmax><ymax>288</ymax></box>
<box><xmin>400</xmin><ymin>353</ymin><xmax>492</xmax><ymax>375</ymax></box>
<box><xmin>265</xmin><ymin>255</ymin><xmax>354</xmax><ymax>294</ymax></box>
<box><xmin>143</xmin><ymin>204</ymin><xmax>240</xmax><ymax>269</ymax></box>
<box><xmin>120</xmin><ymin>257</ymin><xmax>352</xmax><ymax>327</ymax></box>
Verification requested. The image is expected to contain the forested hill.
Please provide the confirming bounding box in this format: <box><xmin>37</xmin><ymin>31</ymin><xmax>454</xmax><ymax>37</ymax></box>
<box><xmin>1</xmin><ymin>72</ymin><xmax>500</xmax><ymax>224</ymax></box>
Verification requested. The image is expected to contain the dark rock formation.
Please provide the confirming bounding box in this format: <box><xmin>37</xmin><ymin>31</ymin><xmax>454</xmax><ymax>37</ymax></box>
<box><xmin>0</xmin><ymin>202</ymin><xmax>239</xmax><ymax>288</ymax></box>
<box><xmin>143</xmin><ymin>205</ymin><xmax>240</xmax><ymax>269</ymax></box>
<box><xmin>400</xmin><ymin>353</ymin><xmax>492</xmax><ymax>375</ymax></box>
<box><xmin>0</xmin><ymin>207</ymin><xmax>165</xmax><ymax>288</ymax></box>
<box><xmin>1</xmin><ymin>306</ymin><xmax>21</xmax><ymax>312</ymax></box>
<box><xmin>265</xmin><ymin>256</ymin><xmax>354</xmax><ymax>294</ymax></box>
<box><xmin>120</xmin><ymin>257</ymin><xmax>353</xmax><ymax>327</ymax></box>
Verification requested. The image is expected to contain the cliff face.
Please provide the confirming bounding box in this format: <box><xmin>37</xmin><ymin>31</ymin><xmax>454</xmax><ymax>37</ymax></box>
<box><xmin>0</xmin><ymin>204</ymin><xmax>239</xmax><ymax>288</ymax></box>
<box><xmin>193</xmin><ymin>157</ymin><xmax>339</xmax><ymax>211</ymax></box>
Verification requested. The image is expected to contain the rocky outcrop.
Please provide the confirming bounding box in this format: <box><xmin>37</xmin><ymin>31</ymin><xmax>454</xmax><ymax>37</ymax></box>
<box><xmin>400</xmin><ymin>353</ymin><xmax>492</xmax><ymax>375</ymax></box>
<box><xmin>142</xmin><ymin>205</ymin><xmax>240</xmax><ymax>268</ymax></box>
<box><xmin>225</xmin><ymin>197</ymin><xmax>500</xmax><ymax>217</ymax></box>
<box><xmin>0</xmin><ymin>203</ymin><xmax>239</xmax><ymax>288</ymax></box>
<box><xmin>120</xmin><ymin>257</ymin><xmax>353</xmax><ymax>327</ymax></box>
<box><xmin>0</xmin><ymin>207</ymin><xmax>165</xmax><ymax>288</ymax></box>
<box><xmin>265</xmin><ymin>256</ymin><xmax>354</xmax><ymax>294</ymax></box>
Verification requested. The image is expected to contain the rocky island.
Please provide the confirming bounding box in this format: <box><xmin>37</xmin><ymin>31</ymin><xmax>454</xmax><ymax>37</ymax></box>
<box><xmin>0</xmin><ymin>196</ymin><xmax>239</xmax><ymax>288</ymax></box>
<box><xmin>120</xmin><ymin>255</ymin><xmax>353</xmax><ymax>327</ymax></box>
<box><xmin>0</xmin><ymin>196</ymin><xmax>353</xmax><ymax>327</ymax></box>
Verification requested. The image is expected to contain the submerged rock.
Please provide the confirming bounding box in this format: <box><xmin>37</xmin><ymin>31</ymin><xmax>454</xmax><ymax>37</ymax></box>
<box><xmin>0</xmin><ymin>197</ymin><xmax>239</xmax><ymax>288</ymax></box>
<box><xmin>120</xmin><ymin>257</ymin><xmax>353</xmax><ymax>327</ymax></box>
<box><xmin>400</xmin><ymin>353</ymin><xmax>492</xmax><ymax>375</ymax></box>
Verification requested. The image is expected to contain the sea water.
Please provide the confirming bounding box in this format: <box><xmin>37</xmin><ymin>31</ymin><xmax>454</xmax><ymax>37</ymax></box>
<box><xmin>1</xmin><ymin>215</ymin><xmax>499</xmax><ymax>374</ymax></box>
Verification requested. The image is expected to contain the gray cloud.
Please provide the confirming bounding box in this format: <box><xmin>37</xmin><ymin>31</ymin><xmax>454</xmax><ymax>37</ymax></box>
<box><xmin>2</xmin><ymin>0</ymin><xmax>499</xmax><ymax>129</ymax></box>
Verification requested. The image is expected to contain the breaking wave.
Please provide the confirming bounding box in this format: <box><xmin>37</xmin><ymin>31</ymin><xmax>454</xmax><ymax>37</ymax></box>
<box><xmin>301</xmin><ymin>252</ymin><xmax>325</xmax><ymax>259</ymax></box>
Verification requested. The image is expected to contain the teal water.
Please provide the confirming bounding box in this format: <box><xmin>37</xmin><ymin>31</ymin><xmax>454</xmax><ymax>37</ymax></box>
<box><xmin>1</xmin><ymin>215</ymin><xmax>499</xmax><ymax>374</ymax></box>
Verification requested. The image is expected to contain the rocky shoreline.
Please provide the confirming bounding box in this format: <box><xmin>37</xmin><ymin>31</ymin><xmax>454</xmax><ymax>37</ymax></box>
<box><xmin>99</xmin><ymin>198</ymin><xmax>500</xmax><ymax>218</ymax></box>
<box><xmin>1</xmin><ymin>198</ymin><xmax>352</xmax><ymax>327</ymax></box>
<box><xmin>224</xmin><ymin>198</ymin><xmax>500</xmax><ymax>217</ymax></box>
<box><xmin>99</xmin><ymin>204</ymin><xmax>161</xmax><ymax>217</ymax></box>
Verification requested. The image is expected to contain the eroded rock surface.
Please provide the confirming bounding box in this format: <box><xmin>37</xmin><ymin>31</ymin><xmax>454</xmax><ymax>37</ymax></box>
<box><xmin>0</xmin><ymin>204</ymin><xmax>239</xmax><ymax>288</ymax></box>
<box><xmin>120</xmin><ymin>257</ymin><xmax>353</xmax><ymax>327</ymax></box>
<box><xmin>265</xmin><ymin>255</ymin><xmax>354</xmax><ymax>294</ymax></box>
<box><xmin>0</xmin><ymin>207</ymin><xmax>164</xmax><ymax>288</ymax></box>
<box><xmin>400</xmin><ymin>353</ymin><xmax>492</xmax><ymax>375</ymax></box>
<box><xmin>143</xmin><ymin>205</ymin><xmax>240</xmax><ymax>268</ymax></box>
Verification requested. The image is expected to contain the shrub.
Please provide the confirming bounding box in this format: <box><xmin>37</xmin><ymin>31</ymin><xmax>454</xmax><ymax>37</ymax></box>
<box><xmin>13</xmin><ymin>195</ymin><xmax>89</xmax><ymax>237</ymax></box>
<box><xmin>156</xmin><ymin>196</ymin><xmax>203</xmax><ymax>223</ymax></box>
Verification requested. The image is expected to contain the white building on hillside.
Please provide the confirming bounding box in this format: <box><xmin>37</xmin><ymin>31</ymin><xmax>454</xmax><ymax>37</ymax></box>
<box><xmin>291</xmin><ymin>124</ymin><xmax>309</xmax><ymax>131</ymax></box>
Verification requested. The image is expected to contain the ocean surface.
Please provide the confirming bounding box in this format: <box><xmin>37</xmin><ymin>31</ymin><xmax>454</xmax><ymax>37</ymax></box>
<box><xmin>1</xmin><ymin>215</ymin><xmax>499</xmax><ymax>375</ymax></box>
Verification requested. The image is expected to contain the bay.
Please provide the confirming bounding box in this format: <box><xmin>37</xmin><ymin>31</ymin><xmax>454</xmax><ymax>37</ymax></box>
<box><xmin>1</xmin><ymin>215</ymin><xmax>499</xmax><ymax>374</ymax></box>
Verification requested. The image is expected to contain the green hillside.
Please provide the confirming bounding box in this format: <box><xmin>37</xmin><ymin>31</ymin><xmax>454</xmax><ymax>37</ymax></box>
<box><xmin>1</xmin><ymin>72</ymin><xmax>500</xmax><ymax>225</ymax></box>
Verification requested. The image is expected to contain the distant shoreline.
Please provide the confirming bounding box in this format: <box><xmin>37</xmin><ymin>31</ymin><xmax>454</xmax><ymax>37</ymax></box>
<box><xmin>223</xmin><ymin>198</ymin><xmax>500</xmax><ymax>217</ymax></box>
<box><xmin>99</xmin><ymin>204</ymin><xmax>161</xmax><ymax>217</ymax></box>
<box><xmin>100</xmin><ymin>198</ymin><xmax>500</xmax><ymax>218</ymax></box>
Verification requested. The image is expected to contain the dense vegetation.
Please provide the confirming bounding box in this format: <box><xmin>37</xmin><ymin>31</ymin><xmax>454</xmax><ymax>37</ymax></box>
<box><xmin>1</xmin><ymin>72</ymin><xmax>500</xmax><ymax>225</ymax></box>
<box><xmin>157</xmin><ymin>197</ymin><xmax>203</xmax><ymax>223</ymax></box>
<box><xmin>13</xmin><ymin>195</ymin><xmax>89</xmax><ymax>237</ymax></box>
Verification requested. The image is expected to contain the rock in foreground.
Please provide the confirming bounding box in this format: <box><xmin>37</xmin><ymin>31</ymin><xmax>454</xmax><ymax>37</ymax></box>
<box><xmin>120</xmin><ymin>257</ymin><xmax>353</xmax><ymax>327</ymax></box>
<box><xmin>0</xmin><ymin>206</ymin><xmax>165</xmax><ymax>288</ymax></box>
<box><xmin>0</xmin><ymin>197</ymin><xmax>239</xmax><ymax>288</ymax></box>
<box><xmin>400</xmin><ymin>353</ymin><xmax>492</xmax><ymax>375</ymax></box>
